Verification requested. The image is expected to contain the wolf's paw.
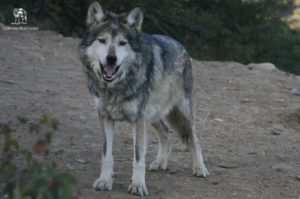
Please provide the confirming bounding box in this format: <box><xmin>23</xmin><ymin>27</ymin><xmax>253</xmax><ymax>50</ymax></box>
<box><xmin>149</xmin><ymin>160</ymin><xmax>168</xmax><ymax>171</ymax></box>
<box><xmin>93</xmin><ymin>177</ymin><xmax>113</xmax><ymax>191</ymax></box>
<box><xmin>193</xmin><ymin>165</ymin><xmax>209</xmax><ymax>178</ymax></box>
<box><xmin>128</xmin><ymin>181</ymin><xmax>148</xmax><ymax>196</ymax></box>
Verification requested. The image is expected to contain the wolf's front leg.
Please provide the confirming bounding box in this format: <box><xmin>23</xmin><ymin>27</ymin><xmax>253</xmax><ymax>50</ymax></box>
<box><xmin>93</xmin><ymin>117</ymin><xmax>114</xmax><ymax>191</ymax></box>
<box><xmin>128</xmin><ymin>119</ymin><xmax>148</xmax><ymax>196</ymax></box>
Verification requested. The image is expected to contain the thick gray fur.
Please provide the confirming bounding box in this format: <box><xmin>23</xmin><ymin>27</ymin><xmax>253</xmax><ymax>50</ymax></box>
<box><xmin>79</xmin><ymin>2</ymin><xmax>209</xmax><ymax>196</ymax></box>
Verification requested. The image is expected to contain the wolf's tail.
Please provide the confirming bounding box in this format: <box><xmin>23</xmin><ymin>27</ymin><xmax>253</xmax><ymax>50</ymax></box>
<box><xmin>167</xmin><ymin>97</ymin><xmax>194</xmax><ymax>144</ymax></box>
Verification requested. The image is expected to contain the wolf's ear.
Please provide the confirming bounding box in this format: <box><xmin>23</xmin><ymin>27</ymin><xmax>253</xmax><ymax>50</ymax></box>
<box><xmin>86</xmin><ymin>2</ymin><xmax>105</xmax><ymax>26</ymax></box>
<box><xmin>126</xmin><ymin>7</ymin><xmax>144</xmax><ymax>33</ymax></box>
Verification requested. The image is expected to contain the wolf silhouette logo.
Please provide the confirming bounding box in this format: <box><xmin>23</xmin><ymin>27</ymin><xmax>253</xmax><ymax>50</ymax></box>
<box><xmin>12</xmin><ymin>8</ymin><xmax>27</xmax><ymax>25</ymax></box>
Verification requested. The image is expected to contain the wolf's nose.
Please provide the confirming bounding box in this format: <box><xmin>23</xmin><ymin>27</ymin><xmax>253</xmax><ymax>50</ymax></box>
<box><xmin>106</xmin><ymin>55</ymin><xmax>117</xmax><ymax>65</ymax></box>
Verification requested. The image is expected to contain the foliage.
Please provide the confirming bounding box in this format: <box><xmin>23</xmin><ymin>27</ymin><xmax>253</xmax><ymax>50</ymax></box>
<box><xmin>0</xmin><ymin>0</ymin><xmax>299</xmax><ymax>74</ymax></box>
<box><xmin>0</xmin><ymin>116</ymin><xmax>77</xmax><ymax>199</ymax></box>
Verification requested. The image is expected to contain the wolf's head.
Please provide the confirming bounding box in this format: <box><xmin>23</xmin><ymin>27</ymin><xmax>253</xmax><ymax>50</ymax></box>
<box><xmin>79</xmin><ymin>2</ymin><xmax>144</xmax><ymax>87</ymax></box>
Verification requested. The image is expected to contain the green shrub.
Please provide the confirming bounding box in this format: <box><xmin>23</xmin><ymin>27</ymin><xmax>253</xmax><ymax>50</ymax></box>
<box><xmin>0</xmin><ymin>116</ymin><xmax>77</xmax><ymax>199</ymax></box>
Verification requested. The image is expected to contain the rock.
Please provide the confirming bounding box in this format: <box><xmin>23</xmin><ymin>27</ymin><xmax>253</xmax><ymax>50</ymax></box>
<box><xmin>213</xmin><ymin>118</ymin><xmax>224</xmax><ymax>122</ymax></box>
<box><xmin>247</xmin><ymin>151</ymin><xmax>257</xmax><ymax>155</ymax></box>
<box><xmin>247</xmin><ymin>63</ymin><xmax>276</xmax><ymax>71</ymax></box>
<box><xmin>291</xmin><ymin>88</ymin><xmax>300</xmax><ymax>96</ymax></box>
<box><xmin>66</xmin><ymin>164</ymin><xmax>74</xmax><ymax>171</ymax></box>
<box><xmin>264</xmin><ymin>117</ymin><xmax>273</xmax><ymax>124</ymax></box>
<box><xmin>54</xmin><ymin>148</ymin><xmax>65</xmax><ymax>155</ymax></box>
<box><xmin>241</xmin><ymin>98</ymin><xmax>251</xmax><ymax>103</ymax></box>
<box><xmin>271</xmin><ymin>128</ymin><xmax>282</xmax><ymax>136</ymax></box>
<box><xmin>76</xmin><ymin>159</ymin><xmax>89</xmax><ymax>164</ymax></box>
<box><xmin>169</xmin><ymin>168</ymin><xmax>177</xmax><ymax>174</ymax></box>
<box><xmin>218</xmin><ymin>163</ymin><xmax>238</xmax><ymax>169</ymax></box>
<box><xmin>273</xmin><ymin>98</ymin><xmax>286</xmax><ymax>103</ymax></box>
<box><xmin>296</xmin><ymin>175</ymin><xmax>300</xmax><ymax>181</ymax></box>
<box><xmin>271</xmin><ymin>163</ymin><xmax>292</xmax><ymax>173</ymax></box>
<box><xmin>211</xmin><ymin>181</ymin><xmax>219</xmax><ymax>185</ymax></box>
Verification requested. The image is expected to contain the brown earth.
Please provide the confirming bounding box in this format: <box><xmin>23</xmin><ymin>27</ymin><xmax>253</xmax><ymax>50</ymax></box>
<box><xmin>0</xmin><ymin>30</ymin><xmax>300</xmax><ymax>199</ymax></box>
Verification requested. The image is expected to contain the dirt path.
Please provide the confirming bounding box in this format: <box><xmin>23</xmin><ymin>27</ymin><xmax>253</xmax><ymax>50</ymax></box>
<box><xmin>0</xmin><ymin>30</ymin><xmax>300</xmax><ymax>199</ymax></box>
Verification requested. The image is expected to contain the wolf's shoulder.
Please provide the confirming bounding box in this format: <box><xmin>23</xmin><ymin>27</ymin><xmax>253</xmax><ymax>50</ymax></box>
<box><xmin>141</xmin><ymin>33</ymin><xmax>183</xmax><ymax>49</ymax></box>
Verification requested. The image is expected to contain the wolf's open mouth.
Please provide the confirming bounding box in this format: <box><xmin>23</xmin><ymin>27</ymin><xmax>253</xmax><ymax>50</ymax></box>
<box><xmin>100</xmin><ymin>62</ymin><xmax>120</xmax><ymax>82</ymax></box>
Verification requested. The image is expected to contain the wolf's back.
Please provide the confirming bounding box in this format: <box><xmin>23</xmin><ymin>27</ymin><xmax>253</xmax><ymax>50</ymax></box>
<box><xmin>148</xmin><ymin>34</ymin><xmax>193</xmax><ymax>95</ymax></box>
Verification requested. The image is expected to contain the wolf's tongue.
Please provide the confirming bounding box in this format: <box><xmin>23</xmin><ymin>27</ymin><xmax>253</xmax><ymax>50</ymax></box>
<box><xmin>104</xmin><ymin>66</ymin><xmax>114</xmax><ymax>78</ymax></box>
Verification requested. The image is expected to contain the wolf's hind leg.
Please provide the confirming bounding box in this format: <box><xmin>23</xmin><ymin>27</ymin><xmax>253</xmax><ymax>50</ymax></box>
<box><xmin>168</xmin><ymin>98</ymin><xmax>209</xmax><ymax>177</ymax></box>
<box><xmin>190</xmin><ymin>124</ymin><xmax>209</xmax><ymax>177</ymax></box>
<box><xmin>149</xmin><ymin>120</ymin><xmax>171</xmax><ymax>171</ymax></box>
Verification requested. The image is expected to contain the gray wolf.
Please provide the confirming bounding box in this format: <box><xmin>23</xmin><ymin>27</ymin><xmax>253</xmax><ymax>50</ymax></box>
<box><xmin>79</xmin><ymin>2</ymin><xmax>209</xmax><ymax>196</ymax></box>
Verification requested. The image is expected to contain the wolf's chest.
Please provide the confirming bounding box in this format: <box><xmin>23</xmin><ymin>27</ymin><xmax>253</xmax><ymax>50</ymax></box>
<box><xmin>104</xmin><ymin>103</ymin><xmax>125</xmax><ymax>120</ymax></box>
<box><xmin>94</xmin><ymin>79</ymin><xmax>183</xmax><ymax>122</ymax></box>
<box><xmin>95</xmin><ymin>96</ymin><xmax>141</xmax><ymax>121</ymax></box>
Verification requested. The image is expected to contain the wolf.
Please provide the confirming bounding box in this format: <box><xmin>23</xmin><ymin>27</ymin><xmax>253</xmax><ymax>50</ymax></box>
<box><xmin>79</xmin><ymin>2</ymin><xmax>209</xmax><ymax>196</ymax></box>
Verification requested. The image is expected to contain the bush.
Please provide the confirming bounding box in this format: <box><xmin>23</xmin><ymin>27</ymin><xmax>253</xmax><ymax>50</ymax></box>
<box><xmin>0</xmin><ymin>116</ymin><xmax>77</xmax><ymax>199</ymax></box>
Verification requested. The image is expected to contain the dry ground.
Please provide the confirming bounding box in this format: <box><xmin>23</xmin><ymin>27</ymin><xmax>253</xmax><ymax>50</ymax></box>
<box><xmin>0</xmin><ymin>30</ymin><xmax>300</xmax><ymax>199</ymax></box>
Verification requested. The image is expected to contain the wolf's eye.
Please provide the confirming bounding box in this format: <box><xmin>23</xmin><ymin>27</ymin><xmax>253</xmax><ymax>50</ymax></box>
<box><xmin>98</xmin><ymin>38</ymin><xmax>106</xmax><ymax>44</ymax></box>
<box><xmin>119</xmin><ymin>41</ymin><xmax>127</xmax><ymax>46</ymax></box>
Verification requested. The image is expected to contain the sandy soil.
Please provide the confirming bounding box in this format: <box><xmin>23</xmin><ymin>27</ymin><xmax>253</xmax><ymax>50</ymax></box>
<box><xmin>0</xmin><ymin>30</ymin><xmax>300</xmax><ymax>199</ymax></box>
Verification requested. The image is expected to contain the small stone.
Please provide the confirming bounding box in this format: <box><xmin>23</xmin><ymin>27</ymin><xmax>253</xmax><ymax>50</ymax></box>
<box><xmin>212</xmin><ymin>181</ymin><xmax>219</xmax><ymax>185</ymax></box>
<box><xmin>241</xmin><ymin>98</ymin><xmax>251</xmax><ymax>103</ymax></box>
<box><xmin>291</xmin><ymin>88</ymin><xmax>300</xmax><ymax>96</ymax></box>
<box><xmin>54</xmin><ymin>148</ymin><xmax>65</xmax><ymax>155</ymax></box>
<box><xmin>213</xmin><ymin>118</ymin><xmax>224</xmax><ymax>122</ymax></box>
<box><xmin>247</xmin><ymin>63</ymin><xmax>276</xmax><ymax>71</ymax></box>
<box><xmin>271</xmin><ymin>163</ymin><xmax>292</xmax><ymax>173</ymax></box>
<box><xmin>169</xmin><ymin>168</ymin><xmax>177</xmax><ymax>175</ymax></box>
<box><xmin>76</xmin><ymin>159</ymin><xmax>89</xmax><ymax>164</ymax></box>
<box><xmin>264</xmin><ymin>117</ymin><xmax>273</xmax><ymax>124</ymax></box>
<box><xmin>273</xmin><ymin>98</ymin><xmax>286</xmax><ymax>103</ymax></box>
<box><xmin>66</xmin><ymin>164</ymin><xmax>74</xmax><ymax>171</ymax></box>
<box><xmin>296</xmin><ymin>175</ymin><xmax>300</xmax><ymax>181</ymax></box>
<box><xmin>271</xmin><ymin>128</ymin><xmax>282</xmax><ymax>136</ymax></box>
<box><xmin>218</xmin><ymin>163</ymin><xmax>238</xmax><ymax>169</ymax></box>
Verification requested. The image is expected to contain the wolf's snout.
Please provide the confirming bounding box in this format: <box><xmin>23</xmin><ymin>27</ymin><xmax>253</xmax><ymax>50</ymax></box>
<box><xmin>99</xmin><ymin>56</ymin><xmax>120</xmax><ymax>82</ymax></box>
<box><xmin>106</xmin><ymin>55</ymin><xmax>117</xmax><ymax>65</ymax></box>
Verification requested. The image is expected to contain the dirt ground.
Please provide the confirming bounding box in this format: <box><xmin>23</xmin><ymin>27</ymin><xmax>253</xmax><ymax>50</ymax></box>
<box><xmin>0</xmin><ymin>30</ymin><xmax>300</xmax><ymax>199</ymax></box>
